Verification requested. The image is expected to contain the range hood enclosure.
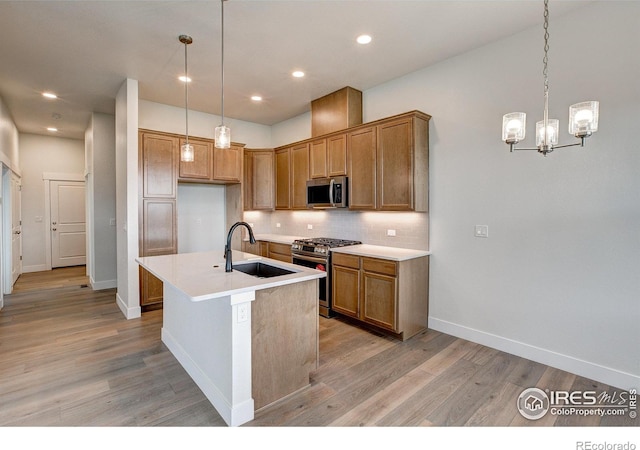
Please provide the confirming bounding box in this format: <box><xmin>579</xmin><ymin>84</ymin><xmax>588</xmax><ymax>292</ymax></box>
<box><xmin>311</xmin><ymin>87</ymin><xmax>362</xmax><ymax>137</ymax></box>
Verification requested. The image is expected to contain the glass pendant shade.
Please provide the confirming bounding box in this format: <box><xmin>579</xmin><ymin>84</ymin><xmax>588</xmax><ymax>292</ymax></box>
<box><xmin>181</xmin><ymin>142</ymin><xmax>194</xmax><ymax>162</ymax></box>
<box><xmin>569</xmin><ymin>101</ymin><xmax>599</xmax><ymax>137</ymax></box>
<box><xmin>502</xmin><ymin>112</ymin><xmax>527</xmax><ymax>143</ymax></box>
<box><xmin>215</xmin><ymin>125</ymin><xmax>231</xmax><ymax>149</ymax></box>
<box><xmin>536</xmin><ymin>119</ymin><xmax>559</xmax><ymax>147</ymax></box>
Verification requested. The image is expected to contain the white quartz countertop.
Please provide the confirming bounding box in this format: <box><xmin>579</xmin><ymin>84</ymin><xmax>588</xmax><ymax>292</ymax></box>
<box><xmin>330</xmin><ymin>244</ymin><xmax>431</xmax><ymax>261</ymax></box>
<box><xmin>249</xmin><ymin>234</ymin><xmax>307</xmax><ymax>245</ymax></box>
<box><xmin>136</xmin><ymin>250</ymin><xmax>325</xmax><ymax>302</ymax></box>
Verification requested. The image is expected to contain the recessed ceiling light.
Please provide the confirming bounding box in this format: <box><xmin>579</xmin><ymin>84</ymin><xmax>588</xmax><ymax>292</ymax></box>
<box><xmin>178</xmin><ymin>75</ymin><xmax>192</xmax><ymax>83</ymax></box>
<box><xmin>357</xmin><ymin>34</ymin><xmax>372</xmax><ymax>45</ymax></box>
<box><xmin>47</xmin><ymin>127</ymin><xmax>58</xmax><ymax>132</ymax></box>
<box><xmin>42</xmin><ymin>92</ymin><xmax>58</xmax><ymax>99</ymax></box>
<box><xmin>292</xmin><ymin>71</ymin><xmax>305</xmax><ymax>78</ymax></box>
<box><xmin>251</xmin><ymin>95</ymin><xmax>262</xmax><ymax>102</ymax></box>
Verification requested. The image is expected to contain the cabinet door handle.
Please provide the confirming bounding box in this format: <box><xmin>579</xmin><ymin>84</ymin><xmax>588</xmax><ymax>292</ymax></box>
<box><xmin>52</xmin><ymin>228</ymin><xmax>57</xmax><ymax>231</ymax></box>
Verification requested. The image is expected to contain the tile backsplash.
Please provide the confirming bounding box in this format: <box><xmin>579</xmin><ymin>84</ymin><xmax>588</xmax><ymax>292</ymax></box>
<box><xmin>243</xmin><ymin>210</ymin><xmax>429</xmax><ymax>250</ymax></box>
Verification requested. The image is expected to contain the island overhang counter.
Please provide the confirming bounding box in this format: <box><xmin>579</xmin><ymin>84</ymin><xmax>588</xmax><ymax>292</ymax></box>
<box><xmin>136</xmin><ymin>250</ymin><xmax>327</xmax><ymax>426</ymax></box>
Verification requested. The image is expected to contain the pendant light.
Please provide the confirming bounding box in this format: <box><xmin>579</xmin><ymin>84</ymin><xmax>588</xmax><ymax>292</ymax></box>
<box><xmin>179</xmin><ymin>34</ymin><xmax>195</xmax><ymax>162</ymax></box>
<box><xmin>214</xmin><ymin>0</ymin><xmax>231</xmax><ymax>149</ymax></box>
<box><xmin>501</xmin><ymin>0</ymin><xmax>599</xmax><ymax>156</ymax></box>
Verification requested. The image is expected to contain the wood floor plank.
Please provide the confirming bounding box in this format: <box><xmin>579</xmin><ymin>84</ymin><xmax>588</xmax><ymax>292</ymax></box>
<box><xmin>1</xmin><ymin>270</ymin><xmax>634</xmax><ymax>427</ymax></box>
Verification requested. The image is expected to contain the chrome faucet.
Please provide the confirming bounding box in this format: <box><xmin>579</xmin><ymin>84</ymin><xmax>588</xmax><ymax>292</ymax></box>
<box><xmin>225</xmin><ymin>221</ymin><xmax>256</xmax><ymax>272</ymax></box>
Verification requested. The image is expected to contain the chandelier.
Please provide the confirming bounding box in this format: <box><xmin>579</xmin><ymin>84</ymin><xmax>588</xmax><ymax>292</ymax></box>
<box><xmin>502</xmin><ymin>0</ymin><xmax>599</xmax><ymax>156</ymax></box>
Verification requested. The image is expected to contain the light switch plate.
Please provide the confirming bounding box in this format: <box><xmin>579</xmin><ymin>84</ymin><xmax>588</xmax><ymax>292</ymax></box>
<box><xmin>475</xmin><ymin>225</ymin><xmax>489</xmax><ymax>238</ymax></box>
<box><xmin>307</xmin><ymin>224</ymin><xmax>313</xmax><ymax>230</ymax></box>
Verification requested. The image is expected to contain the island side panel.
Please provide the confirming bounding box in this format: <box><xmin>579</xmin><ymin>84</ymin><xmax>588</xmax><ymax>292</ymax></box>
<box><xmin>161</xmin><ymin>283</ymin><xmax>255</xmax><ymax>426</ymax></box>
<box><xmin>251</xmin><ymin>279</ymin><xmax>319</xmax><ymax>410</ymax></box>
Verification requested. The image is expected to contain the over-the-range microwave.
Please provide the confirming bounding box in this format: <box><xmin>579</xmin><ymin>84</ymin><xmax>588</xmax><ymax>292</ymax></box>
<box><xmin>306</xmin><ymin>176</ymin><xmax>348</xmax><ymax>208</ymax></box>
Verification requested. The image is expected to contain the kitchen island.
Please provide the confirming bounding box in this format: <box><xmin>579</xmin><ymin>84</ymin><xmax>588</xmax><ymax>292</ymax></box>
<box><xmin>136</xmin><ymin>250</ymin><xmax>326</xmax><ymax>426</ymax></box>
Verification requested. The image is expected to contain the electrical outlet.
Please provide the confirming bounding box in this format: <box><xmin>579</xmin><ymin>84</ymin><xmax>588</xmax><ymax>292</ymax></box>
<box><xmin>248</xmin><ymin>222</ymin><xmax>254</xmax><ymax>227</ymax></box>
<box><xmin>238</xmin><ymin>304</ymin><xmax>249</xmax><ymax>323</ymax></box>
<box><xmin>109</xmin><ymin>218</ymin><xmax>116</xmax><ymax>226</ymax></box>
<box><xmin>276</xmin><ymin>223</ymin><xmax>281</xmax><ymax>228</ymax></box>
<box><xmin>474</xmin><ymin>225</ymin><xmax>489</xmax><ymax>238</ymax></box>
<box><xmin>386</xmin><ymin>229</ymin><xmax>396</xmax><ymax>237</ymax></box>
<box><xmin>307</xmin><ymin>224</ymin><xmax>313</xmax><ymax>230</ymax></box>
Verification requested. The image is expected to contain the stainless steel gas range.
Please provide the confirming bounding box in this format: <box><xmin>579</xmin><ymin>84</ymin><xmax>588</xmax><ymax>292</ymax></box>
<box><xmin>291</xmin><ymin>237</ymin><xmax>361</xmax><ymax>318</ymax></box>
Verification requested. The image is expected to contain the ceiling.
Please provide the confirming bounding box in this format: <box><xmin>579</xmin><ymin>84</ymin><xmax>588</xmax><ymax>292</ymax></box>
<box><xmin>0</xmin><ymin>0</ymin><xmax>593</xmax><ymax>140</ymax></box>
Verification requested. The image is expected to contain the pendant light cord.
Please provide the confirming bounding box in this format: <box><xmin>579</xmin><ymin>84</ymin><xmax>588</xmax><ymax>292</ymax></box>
<box><xmin>184</xmin><ymin>39</ymin><xmax>190</xmax><ymax>144</ymax></box>
<box><xmin>220</xmin><ymin>0</ymin><xmax>225</xmax><ymax>126</ymax></box>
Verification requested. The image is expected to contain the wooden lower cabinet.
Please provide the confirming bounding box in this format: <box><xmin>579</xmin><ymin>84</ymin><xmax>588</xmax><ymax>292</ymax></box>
<box><xmin>332</xmin><ymin>253</ymin><xmax>429</xmax><ymax>340</ymax></box>
<box><xmin>332</xmin><ymin>263</ymin><xmax>360</xmax><ymax>317</ymax></box>
<box><xmin>139</xmin><ymin>266</ymin><xmax>163</xmax><ymax>308</ymax></box>
<box><xmin>267</xmin><ymin>242</ymin><xmax>292</xmax><ymax>263</ymax></box>
<box><xmin>242</xmin><ymin>240</ymin><xmax>269</xmax><ymax>257</ymax></box>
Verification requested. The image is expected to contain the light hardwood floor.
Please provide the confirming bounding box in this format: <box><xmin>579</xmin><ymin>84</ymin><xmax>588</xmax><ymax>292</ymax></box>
<box><xmin>0</xmin><ymin>270</ymin><xmax>636</xmax><ymax>427</ymax></box>
<box><xmin>12</xmin><ymin>266</ymin><xmax>89</xmax><ymax>293</ymax></box>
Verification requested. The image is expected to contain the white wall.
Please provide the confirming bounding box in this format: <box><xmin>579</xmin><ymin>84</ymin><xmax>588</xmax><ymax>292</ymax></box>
<box><xmin>0</xmin><ymin>95</ymin><xmax>19</xmax><ymax>308</ymax></box>
<box><xmin>0</xmin><ymin>95</ymin><xmax>19</xmax><ymax>172</ymax></box>
<box><xmin>115</xmin><ymin>79</ymin><xmax>140</xmax><ymax>319</ymax></box>
<box><xmin>85</xmin><ymin>113</ymin><xmax>117</xmax><ymax>289</ymax></box>
<box><xmin>139</xmin><ymin>100</ymin><xmax>272</xmax><ymax>149</ymax></box>
<box><xmin>177</xmin><ymin>184</ymin><xmax>227</xmax><ymax>254</ymax></box>
<box><xmin>267</xmin><ymin>2</ymin><xmax>640</xmax><ymax>389</ymax></box>
<box><xmin>19</xmin><ymin>134</ymin><xmax>84</xmax><ymax>272</ymax></box>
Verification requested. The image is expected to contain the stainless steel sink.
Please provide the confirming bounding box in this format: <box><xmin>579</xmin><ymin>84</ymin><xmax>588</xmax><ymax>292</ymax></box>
<box><xmin>232</xmin><ymin>262</ymin><xmax>295</xmax><ymax>278</ymax></box>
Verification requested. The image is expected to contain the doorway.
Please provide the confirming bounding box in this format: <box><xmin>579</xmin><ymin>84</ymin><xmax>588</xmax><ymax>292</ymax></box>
<box><xmin>44</xmin><ymin>175</ymin><xmax>86</xmax><ymax>270</ymax></box>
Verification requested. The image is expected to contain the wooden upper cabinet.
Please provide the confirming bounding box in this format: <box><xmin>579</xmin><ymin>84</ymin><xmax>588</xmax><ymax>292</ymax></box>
<box><xmin>327</xmin><ymin>133</ymin><xmax>347</xmax><ymax>177</ymax></box>
<box><xmin>310</xmin><ymin>134</ymin><xmax>347</xmax><ymax>179</ymax></box>
<box><xmin>244</xmin><ymin>149</ymin><xmax>274</xmax><ymax>211</ymax></box>
<box><xmin>275</xmin><ymin>148</ymin><xmax>291</xmax><ymax>210</ymax></box>
<box><xmin>179</xmin><ymin>138</ymin><xmax>212</xmax><ymax>180</ymax></box>
<box><xmin>377</xmin><ymin>114</ymin><xmax>429</xmax><ymax>212</ymax></box>
<box><xmin>377</xmin><ymin>117</ymin><xmax>414</xmax><ymax>211</ymax></box>
<box><xmin>141</xmin><ymin>132</ymin><xmax>178</xmax><ymax>198</ymax></box>
<box><xmin>347</xmin><ymin>126</ymin><xmax>377</xmax><ymax>210</ymax></box>
<box><xmin>213</xmin><ymin>144</ymin><xmax>243</xmax><ymax>183</ymax></box>
<box><xmin>309</xmin><ymin>139</ymin><xmax>327</xmax><ymax>179</ymax></box>
<box><xmin>291</xmin><ymin>143</ymin><xmax>310</xmax><ymax>209</ymax></box>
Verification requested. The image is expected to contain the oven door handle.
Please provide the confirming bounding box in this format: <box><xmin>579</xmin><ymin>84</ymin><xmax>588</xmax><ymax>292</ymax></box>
<box><xmin>292</xmin><ymin>254</ymin><xmax>327</xmax><ymax>265</ymax></box>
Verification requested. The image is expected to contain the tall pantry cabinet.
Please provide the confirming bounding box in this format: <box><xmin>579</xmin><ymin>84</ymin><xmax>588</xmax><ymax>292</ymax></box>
<box><xmin>138</xmin><ymin>131</ymin><xmax>178</xmax><ymax>308</ymax></box>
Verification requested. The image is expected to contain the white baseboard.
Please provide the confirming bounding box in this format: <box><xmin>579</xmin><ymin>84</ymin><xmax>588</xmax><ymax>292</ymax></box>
<box><xmin>429</xmin><ymin>317</ymin><xmax>639</xmax><ymax>390</ymax></box>
<box><xmin>22</xmin><ymin>265</ymin><xmax>48</xmax><ymax>273</ymax></box>
<box><xmin>162</xmin><ymin>328</ymin><xmax>254</xmax><ymax>426</ymax></box>
<box><xmin>116</xmin><ymin>292</ymin><xmax>141</xmax><ymax>320</ymax></box>
<box><xmin>90</xmin><ymin>277</ymin><xmax>117</xmax><ymax>290</ymax></box>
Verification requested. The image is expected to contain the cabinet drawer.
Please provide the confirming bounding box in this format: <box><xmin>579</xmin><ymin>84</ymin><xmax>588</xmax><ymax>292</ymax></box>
<box><xmin>362</xmin><ymin>257</ymin><xmax>397</xmax><ymax>276</ymax></box>
<box><xmin>332</xmin><ymin>253</ymin><xmax>360</xmax><ymax>269</ymax></box>
<box><xmin>268</xmin><ymin>242</ymin><xmax>292</xmax><ymax>256</ymax></box>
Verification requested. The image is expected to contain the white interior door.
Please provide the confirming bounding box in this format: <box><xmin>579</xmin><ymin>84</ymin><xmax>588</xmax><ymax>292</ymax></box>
<box><xmin>11</xmin><ymin>175</ymin><xmax>22</xmax><ymax>286</ymax></box>
<box><xmin>51</xmin><ymin>180</ymin><xmax>86</xmax><ymax>268</ymax></box>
